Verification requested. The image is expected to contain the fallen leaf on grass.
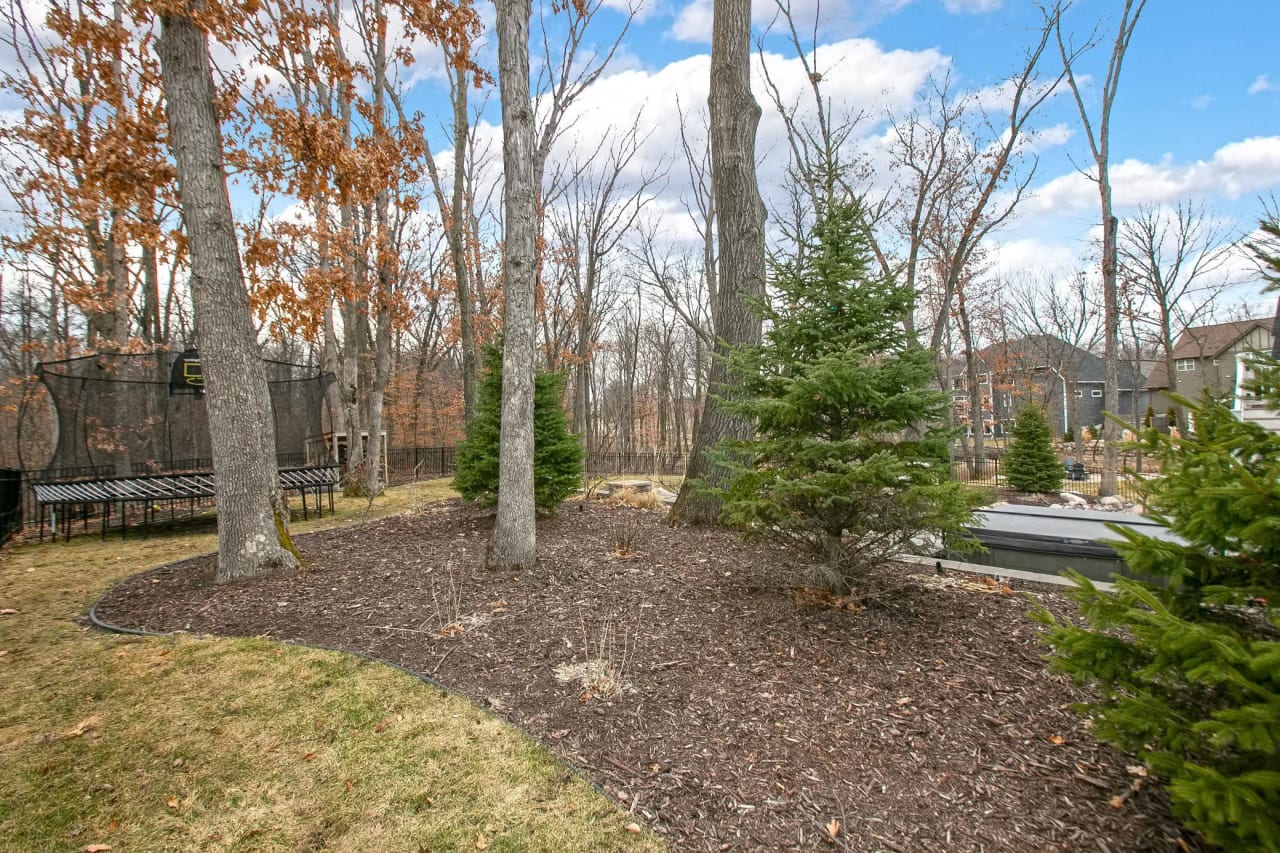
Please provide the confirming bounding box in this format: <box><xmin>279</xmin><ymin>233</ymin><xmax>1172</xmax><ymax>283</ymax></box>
<box><xmin>342</xmin><ymin>778</ymin><xmax>355</xmax><ymax>793</ymax></box>
<box><xmin>0</xmin><ymin>650</ymin><xmax>10</xmax><ymax>658</ymax></box>
<box><xmin>475</xmin><ymin>833</ymin><xmax>488</xmax><ymax>850</ymax></box>
<box><xmin>301</xmin><ymin>751</ymin><xmax>317</xmax><ymax>762</ymax></box>
<box><xmin>82</xmin><ymin>845</ymin><xmax>112</xmax><ymax>852</ymax></box>
<box><xmin>63</xmin><ymin>717</ymin><xmax>100</xmax><ymax>739</ymax></box>
<box><xmin>165</xmin><ymin>796</ymin><xmax>179</xmax><ymax>810</ymax></box>
<box><xmin>0</xmin><ymin>608</ymin><xmax>18</xmax><ymax>616</ymax></box>
<box><xmin>373</xmin><ymin>718</ymin><xmax>392</xmax><ymax>733</ymax></box>
<box><xmin>625</xmin><ymin>823</ymin><xmax>642</xmax><ymax>834</ymax></box>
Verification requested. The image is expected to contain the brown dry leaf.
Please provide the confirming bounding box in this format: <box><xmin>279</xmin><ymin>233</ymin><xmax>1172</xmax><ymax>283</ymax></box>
<box><xmin>999</xmin><ymin>584</ymin><xmax>1014</xmax><ymax>595</ymax></box>
<box><xmin>301</xmin><ymin>751</ymin><xmax>317</xmax><ymax>762</ymax></box>
<box><xmin>106</xmin><ymin>819</ymin><xmax>119</xmax><ymax>832</ymax></box>
<box><xmin>895</xmin><ymin>697</ymin><xmax>912</xmax><ymax>706</ymax></box>
<box><xmin>157</xmin><ymin>649</ymin><xmax>171</xmax><ymax>657</ymax></box>
<box><xmin>1127</xmin><ymin>765</ymin><xmax>1149</xmax><ymax>777</ymax></box>
<box><xmin>624</xmin><ymin>823</ymin><xmax>642</xmax><ymax>834</ymax></box>
<box><xmin>373</xmin><ymin>718</ymin><xmax>392</xmax><ymax>733</ymax></box>
<box><xmin>165</xmin><ymin>796</ymin><xmax>179</xmax><ymax>810</ymax></box>
<box><xmin>0</xmin><ymin>650</ymin><xmax>9</xmax><ymax>658</ymax></box>
<box><xmin>0</xmin><ymin>608</ymin><xmax>17</xmax><ymax>616</ymax></box>
<box><xmin>475</xmin><ymin>832</ymin><xmax>489</xmax><ymax>850</ymax></box>
<box><xmin>64</xmin><ymin>717</ymin><xmax>100</xmax><ymax>739</ymax></box>
<box><xmin>82</xmin><ymin>845</ymin><xmax>112</xmax><ymax>852</ymax></box>
<box><xmin>1109</xmin><ymin>795</ymin><xmax>1126</xmax><ymax>809</ymax></box>
<box><xmin>825</xmin><ymin>818</ymin><xmax>841</xmax><ymax>841</ymax></box>
<box><xmin>981</xmin><ymin>576</ymin><xmax>999</xmax><ymax>589</ymax></box>
<box><xmin>1048</xmin><ymin>735</ymin><xmax>1065</xmax><ymax>745</ymax></box>
<box><xmin>342</xmin><ymin>778</ymin><xmax>355</xmax><ymax>793</ymax></box>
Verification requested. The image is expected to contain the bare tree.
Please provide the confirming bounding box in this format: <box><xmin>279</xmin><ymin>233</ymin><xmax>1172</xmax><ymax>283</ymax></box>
<box><xmin>669</xmin><ymin>0</ymin><xmax>767</xmax><ymax>524</ymax></box>
<box><xmin>1119</xmin><ymin>202</ymin><xmax>1234</xmax><ymax>431</ymax></box>
<box><xmin>547</xmin><ymin>121</ymin><xmax>663</xmax><ymax>449</ymax></box>
<box><xmin>489</xmin><ymin>0</ymin><xmax>537</xmax><ymax>571</ymax></box>
<box><xmin>155</xmin><ymin>7</ymin><xmax>297</xmax><ymax>582</ymax></box>
<box><xmin>1005</xmin><ymin>270</ymin><xmax>1101</xmax><ymax>456</ymax></box>
<box><xmin>1054</xmin><ymin>0</ymin><xmax>1147</xmax><ymax>496</ymax></box>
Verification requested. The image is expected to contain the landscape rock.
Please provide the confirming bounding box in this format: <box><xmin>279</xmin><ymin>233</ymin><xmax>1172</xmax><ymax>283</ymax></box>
<box><xmin>1059</xmin><ymin>492</ymin><xmax>1088</xmax><ymax>508</ymax></box>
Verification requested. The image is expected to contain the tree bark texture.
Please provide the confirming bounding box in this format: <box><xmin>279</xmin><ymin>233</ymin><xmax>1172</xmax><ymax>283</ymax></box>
<box><xmin>156</xmin><ymin>12</ymin><xmax>298</xmax><ymax>583</ymax></box>
<box><xmin>1100</xmin><ymin>211</ymin><xmax>1119</xmax><ymax>496</ymax></box>
<box><xmin>670</xmin><ymin>0</ymin><xmax>765</xmax><ymax>524</ymax></box>
<box><xmin>488</xmin><ymin>0</ymin><xmax>537</xmax><ymax>570</ymax></box>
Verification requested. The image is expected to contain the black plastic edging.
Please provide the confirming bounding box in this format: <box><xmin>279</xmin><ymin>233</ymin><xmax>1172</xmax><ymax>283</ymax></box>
<box><xmin>84</xmin><ymin>570</ymin><xmax>616</xmax><ymax>804</ymax></box>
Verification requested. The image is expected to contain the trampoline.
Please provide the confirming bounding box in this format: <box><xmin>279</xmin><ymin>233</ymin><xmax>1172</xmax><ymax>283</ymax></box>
<box><xmin>20</xmin><ymin>350</ymin><xmax>336</xmax><ymax>539</ymax></box>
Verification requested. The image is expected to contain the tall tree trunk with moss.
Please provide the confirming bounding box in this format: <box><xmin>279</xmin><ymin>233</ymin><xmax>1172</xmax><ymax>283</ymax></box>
<box><xmin>488</xmin><ymin>0</ymin><xmax>537</xmax><ymax>571</ymax></box>
<box><xmin>156</xmin><ymin>10</ymin><xmax>298</xmax><ymax>583</ymax></box>
<box><xmin>669</xmin><ymin>0</ymin><xmax>765</xmax><ymax>524</ymax></box>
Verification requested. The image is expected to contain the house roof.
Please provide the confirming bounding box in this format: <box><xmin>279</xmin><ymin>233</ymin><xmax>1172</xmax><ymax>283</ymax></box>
<box><xmin>1145</xmin><ymin>319</ymin><xmax>1271</xmax><ymax>390</ymax></box>
<box><xmin>952</xmin><ymin>334</ymin><xmax>1143</xmax><ymax>387</ymax></box>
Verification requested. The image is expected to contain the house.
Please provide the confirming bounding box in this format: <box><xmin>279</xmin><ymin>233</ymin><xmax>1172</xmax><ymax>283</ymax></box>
<box><xmin>1144</xmin><ymin>319</ymin><xmax>1274</xmax><ymax>411</ymax></box>
<box><xmin>947</xmin><ymin>334</ymin><xmax>1147</xmax><ymax>437</ymax></box>
<box><xmin>1233</xmin><ymin>355</ymin><xmax>1280</xmax><ymax>433</ymax></box>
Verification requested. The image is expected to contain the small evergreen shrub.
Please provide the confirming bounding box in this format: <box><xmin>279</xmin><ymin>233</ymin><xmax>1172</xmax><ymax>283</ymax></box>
<box><xmin>1004</xmin><ymin>405</ymin><xmax>1062</xmax><ymax>492</ymax></box>
<box><xmin>717</xmin><ymin>199</ymin><xmax>983</xmax><ymax>594</ymax></box>
<box><xmin>1034</xmin><ymin>367</ymin><xmax>1280</xmax><ymax>851</ymax></box>
<box><xmin>454</xmin><ymin>345</ymin><xmax>583</xmax><ymax>513</ymax></box>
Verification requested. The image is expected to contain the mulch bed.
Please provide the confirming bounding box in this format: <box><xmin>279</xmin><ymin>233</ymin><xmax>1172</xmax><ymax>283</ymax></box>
<box><xmin>94</xmin><ymin>500</ymin><xmax>1194</xmax><ymax>851</ymax></box>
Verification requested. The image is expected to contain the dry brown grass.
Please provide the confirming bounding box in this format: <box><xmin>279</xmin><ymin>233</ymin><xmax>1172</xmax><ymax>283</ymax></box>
<box><xmin>0</xmin><ymin>478</ymin><xmax>663</xmax><ymax>852</ymax></box>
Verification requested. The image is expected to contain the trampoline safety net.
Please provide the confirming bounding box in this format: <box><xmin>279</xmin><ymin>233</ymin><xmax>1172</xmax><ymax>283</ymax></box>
<box><xmin>29</xmin><ymin>351</ymin><xmax>334</xmax><ymax>476</ymax></box>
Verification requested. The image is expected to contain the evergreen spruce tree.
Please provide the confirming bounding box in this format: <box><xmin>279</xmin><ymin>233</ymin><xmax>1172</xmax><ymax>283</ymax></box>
<box><xmin>454</xmin><ymin>345</ymin><xmax>583</xmax><ymax>512</ymax></box>
<box><xmin>719</xmin><ymin>200</ymin><xmax>983</xmax><ymax>594</ymax></box>
<box><xmin>1035</xmin><ymin>370</ymin><xmax>1280</xmax><ymax>851</ymax></box>
<box><xmin>1004</xmin><ymin>405</ymin><xmax>1063</xmax><ymax>492</ymax></box>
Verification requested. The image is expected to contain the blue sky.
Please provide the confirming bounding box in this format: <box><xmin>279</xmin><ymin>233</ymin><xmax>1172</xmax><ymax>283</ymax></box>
<box><xmin>435</xmin><ymin>0</ymin><xmax>1280</xmax><ymax>312</ymax></box>
<box><xmin>4</xmin><ymin>0</ymin><xmax>1274</xmax><ymax>316</ymax></box>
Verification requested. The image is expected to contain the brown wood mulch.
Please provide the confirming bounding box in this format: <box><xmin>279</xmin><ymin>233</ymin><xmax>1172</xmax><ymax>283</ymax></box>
<box><xmin>93</xmin><ymin>500</ymin><xmax>1196</xmax><ymax>852</ymax></box>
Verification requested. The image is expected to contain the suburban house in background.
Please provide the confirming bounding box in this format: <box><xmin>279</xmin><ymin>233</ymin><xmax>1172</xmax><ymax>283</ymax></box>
<box><xmin>947</xmin><ymin>334</ymin><xmax>1147</xmax><ymax>438</ymax></box>
<box><xmin>1144</xmin><ymin>318</ymin><xmax>1274</xmax><ymax>416</ymax></box>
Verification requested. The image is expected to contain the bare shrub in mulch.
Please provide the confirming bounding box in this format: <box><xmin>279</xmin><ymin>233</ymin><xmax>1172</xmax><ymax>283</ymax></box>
<box><xmin>94</xmin><ymin>500</ymin><xmax>1199</xmax><ymax>852</ymax></box>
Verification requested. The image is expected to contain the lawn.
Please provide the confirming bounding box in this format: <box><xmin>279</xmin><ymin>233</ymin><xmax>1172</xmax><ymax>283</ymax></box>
<box><xmin>0</xmin><ymin>480</ymin><xmax>661</xmax><ymax>852</ymax></box>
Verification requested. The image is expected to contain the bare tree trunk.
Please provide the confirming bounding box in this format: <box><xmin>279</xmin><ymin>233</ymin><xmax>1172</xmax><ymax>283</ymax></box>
<box><xmin>1100</xmin><ymin>212</ymin><xmax>1120</xmax><ymax>494</ymax></box>
<box><xmin>489</xmin><ymin>0</ymin><xmax>537</xmax><ymax>571</ymax></box>
<box><xmin>670</xmin><ymin>0</ymin><xmax>765</xmax><ymax>524</ymax></box>
<box><xmin>156</xmin><ymin>9</ymin><xmax>297</xmax><ymax>583</ymax></box>
<box><xmin>1056</xmin><ymin>0</ymin><xmax>1146</xmax><ymax>496</ymax></box>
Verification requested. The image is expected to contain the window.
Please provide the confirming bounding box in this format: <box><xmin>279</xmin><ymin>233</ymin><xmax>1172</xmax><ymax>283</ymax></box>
<box><xmin>1073</xmin><ymin>389</ymin><xmax>1083</xmax><ymax>398</ymax></box>
<box><xmin>1176</xmin><ymin>358</ymin><xmax>1196</xmax><ymax>372</ymax></box>
<box><xmin>1091</xmin><ymin>389</ymin><xmax>1103</xmax><ymax>398</ymax></box>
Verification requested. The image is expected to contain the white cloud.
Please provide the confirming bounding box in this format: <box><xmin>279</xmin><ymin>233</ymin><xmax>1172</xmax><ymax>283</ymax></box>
<box><xmin>1248</xmin><ymin>73</ymin><xmax>1280</xmax><ymax>96</ymax></box>
<box><xmin>668</xmin><ymin>0</ymin><xmax>714</xmax><ymax>43</ymax></box>
<box><xmin>601</xmin><ymin>0</ymin><xmax>658</xmax><ymax>23</ymax></box>
<box><xmin>942</xmin><ymin>0</ymin><xmax>1003</xmax><ymax>13</ymax></box>
<box><xmin>1191</xmin><ymin>94</ymin><xmax>1213</xmax><ymax>110</ymax></box>
<box><xmin>669</xmin><ymin>0</ymin><xmax>852</xmax><ymax>44</ymax></box>
<box><xmin>1026</xmin><ymin>136</ymin><xmax>1280</xmax><ymax>215</ymax></box>
<box><xmin>986</xmin><ymin>237</ymin><xmax>1078</xmax><ymax>282</ymax></box>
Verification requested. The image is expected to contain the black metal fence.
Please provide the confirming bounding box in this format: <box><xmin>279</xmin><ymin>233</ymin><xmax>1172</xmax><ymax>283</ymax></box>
<box><xmin>9</xmin><ymin>444</ymin><xmax>1153</xmax><ymax>535</ymax></box>
<box><xmin>386</xmin><ymin>446</ymin><xmax>456</xmax><ymax>485</ymax></box>
<box><xmin>0</xmin><ymin>469</ymin><xmax>20</xmax><ymax>544</ymax></box>
<box><xmin>951</xmin><ymin>455</ymin><xmax>1145</xmax><ymax>502</ymax></box>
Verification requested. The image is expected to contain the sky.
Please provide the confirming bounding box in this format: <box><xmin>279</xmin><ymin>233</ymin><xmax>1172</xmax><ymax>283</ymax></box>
<box><xmin>1</xmin><ymin>0</ymin><xmax>1276</xmax><ymax>321</ymax></box>
<box><xmin>410</xmin><ymin>0</ymin><xmax>1280</xmax><ymax>317</ymax></box>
